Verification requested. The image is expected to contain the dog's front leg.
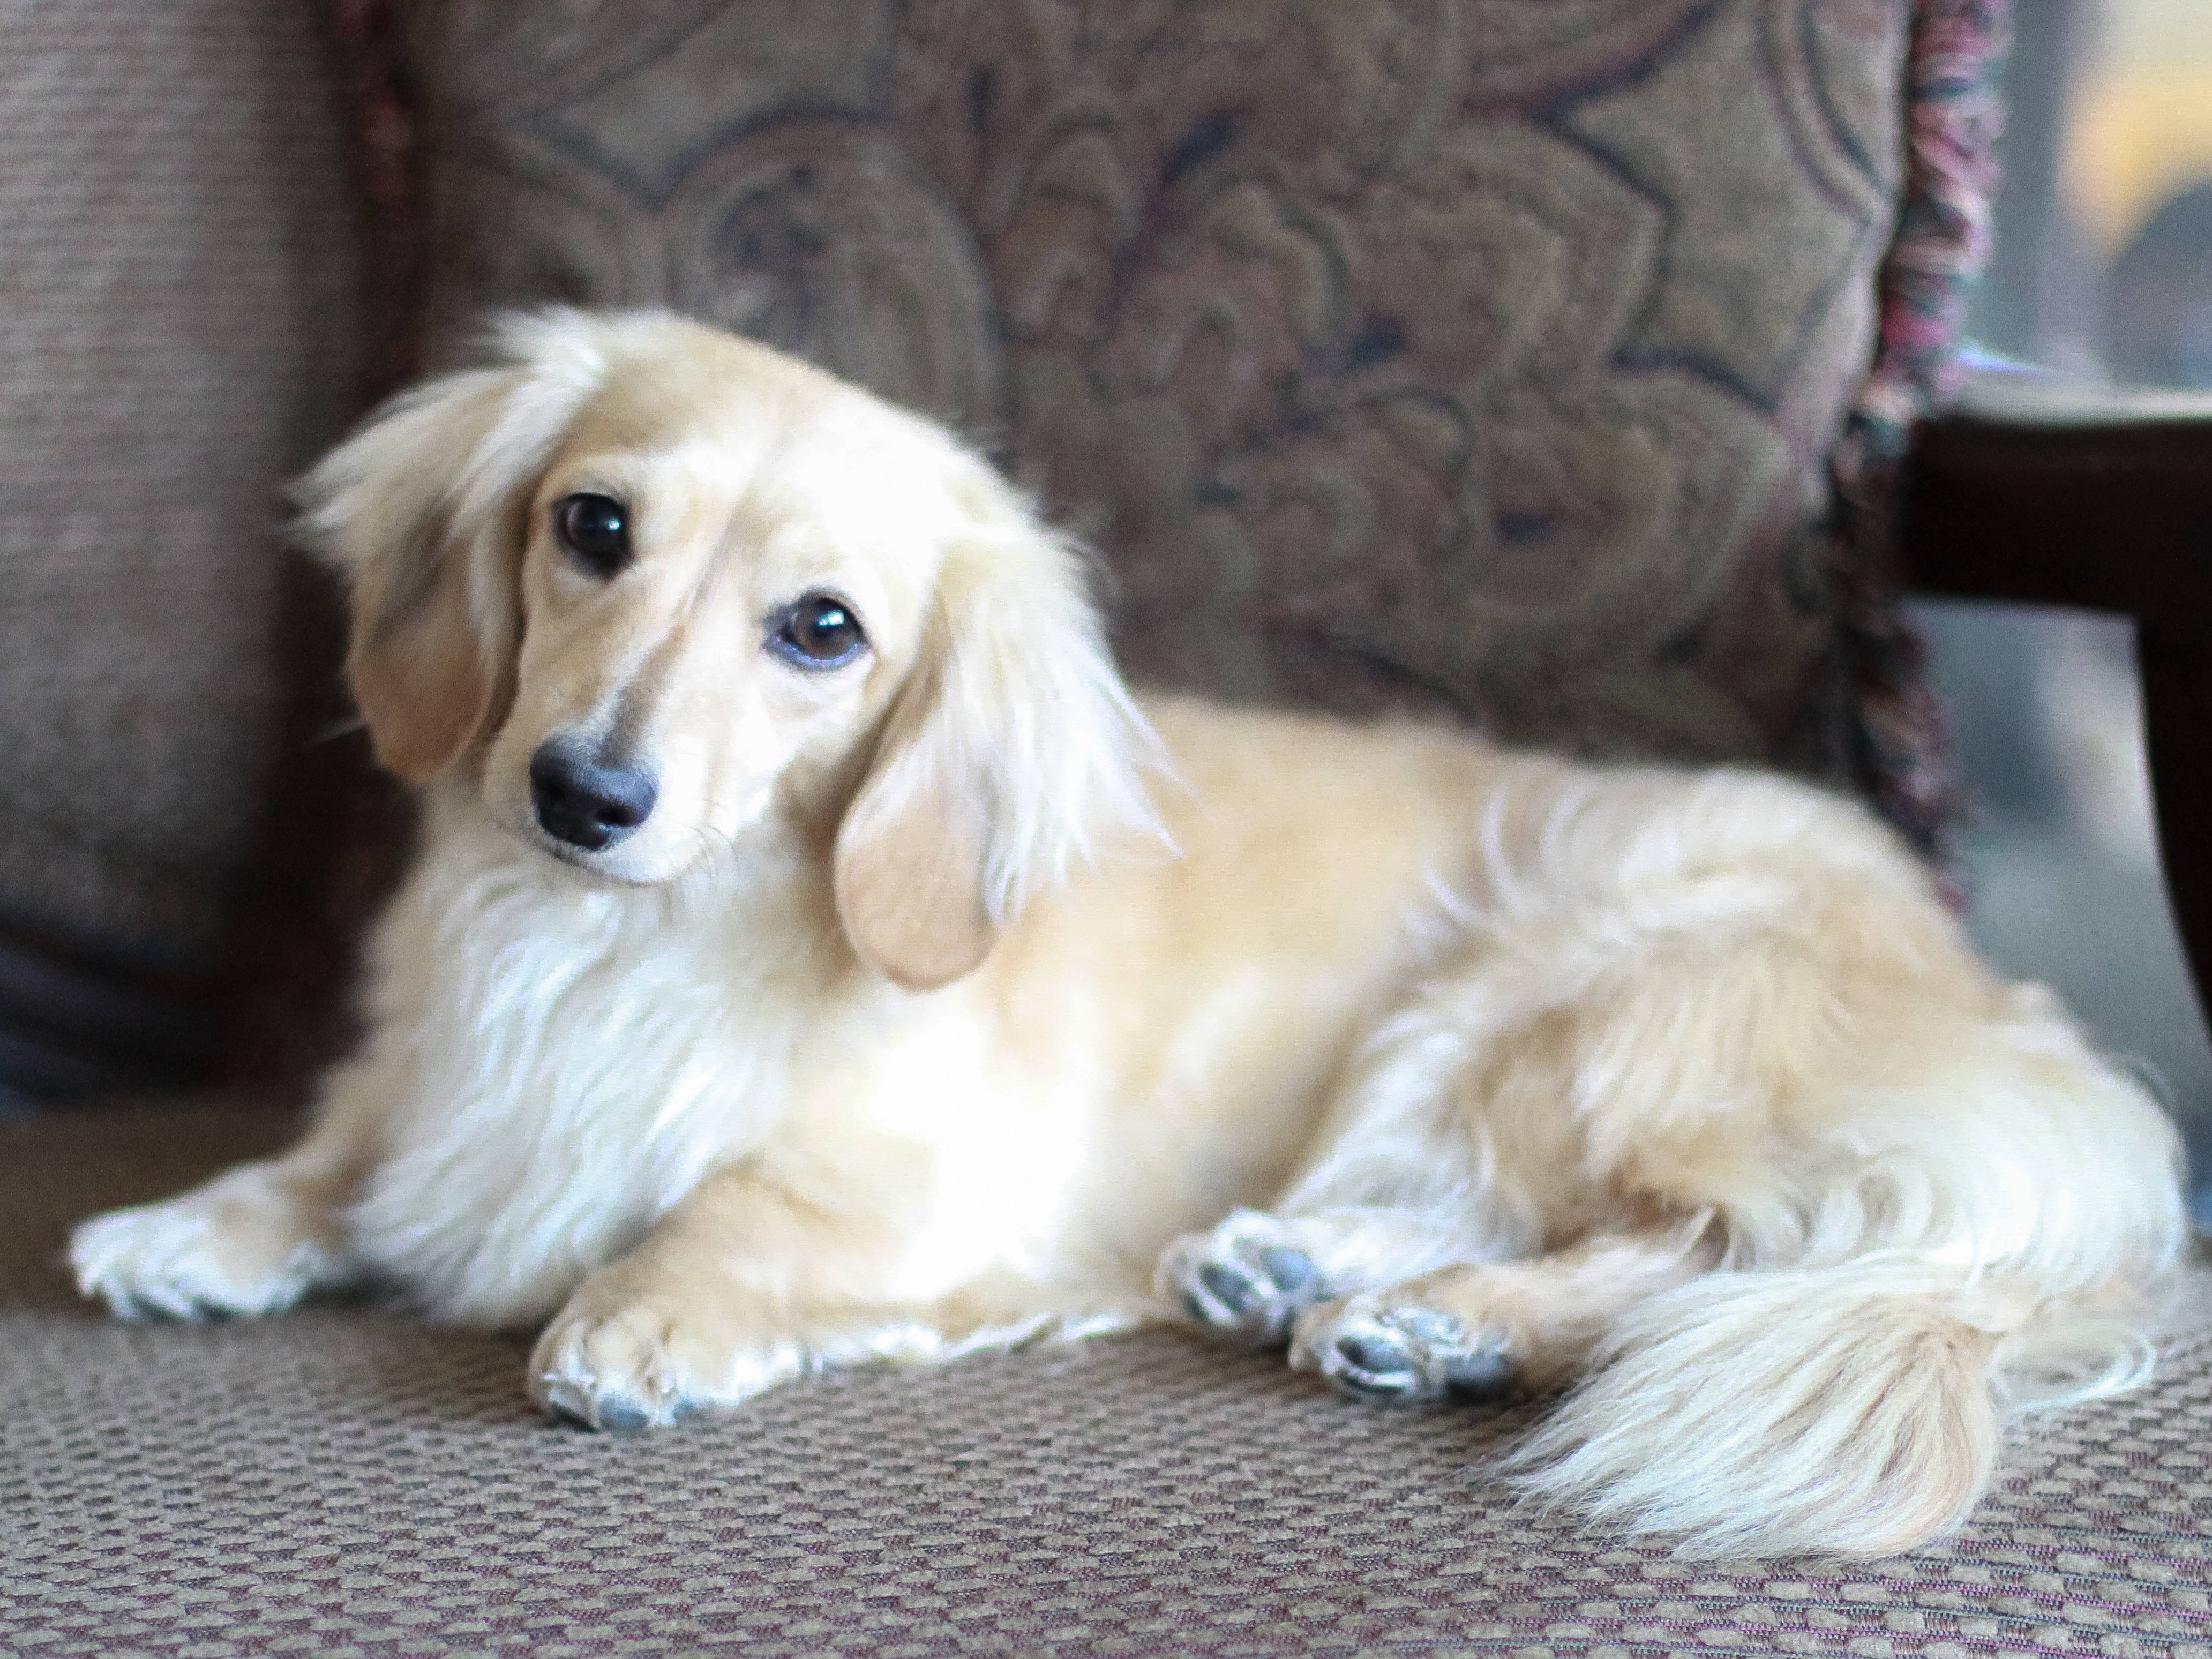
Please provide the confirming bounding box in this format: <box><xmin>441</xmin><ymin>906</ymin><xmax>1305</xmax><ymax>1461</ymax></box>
<box><xmin>531</xmin><ymin>1160</ymin><xmax>937</xmax><ymax>1431</ymax></box>
<box><xmin>70</xmin><ymin>1087</ymin><xmax>378</xmax><ymax>1319</ymax></box>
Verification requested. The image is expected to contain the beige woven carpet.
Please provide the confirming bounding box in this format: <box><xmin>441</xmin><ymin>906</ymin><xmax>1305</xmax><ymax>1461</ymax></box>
<box><xmin>3</xmin><ymin>1104</ymin><xmax>2208</xmax><ymax>1657</ymax></box>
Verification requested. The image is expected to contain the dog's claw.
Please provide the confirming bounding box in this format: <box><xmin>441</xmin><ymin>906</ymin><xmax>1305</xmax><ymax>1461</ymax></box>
<box><xmin>594</xmin><ymin>1397</ymin><xmax>652</xmax><ymax>1432</ymax></box>
<box><xmin>1338</xmin><ymin>1333</ymin><xmax>1413</xmax><ymax>1375</ymax></box>
<box><xmin>1198</xmin><ymin>1261</ymin><xmax>1259</xmax><ymax>1316</ymax></box>
<box><xmin>542</xmin><ymin>1378</ymin><xmax>659</xmax><ymax>1432</ymax></box>
<box><xmin>1329</xmin><ymin>1331</ymin><xmax>1424</xmax><ymax>1401</ymax></box>
<box><xmin>543</xmin><ymin>1386</ymin><xmax>595</xmax><ymax>1429</ymax></box>
<box><xmin>1259</xmin><ymin>1247</ymin><xmax>1317</xmax><ymax>1294</ymax></box>
<box><xmin>544</xmin><ymin>1385</ymin><xmax>655</xmax><ymax>1432</ymax></box>
<box><xmin>1441</xmin><ymin>1348</ymin><xmax>1518</xmax><ymax>1402</ymax></box>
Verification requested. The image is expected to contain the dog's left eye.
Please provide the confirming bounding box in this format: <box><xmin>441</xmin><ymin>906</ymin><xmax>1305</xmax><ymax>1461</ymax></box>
<box><xmin>554</xmin><ymin>492</ymin><xmax>632</xmax><ymax>577</ymax></box>
<box><xmin>768</xmin><ymin>593</ymin><xmax>868</xmax><ymax>670</ymax></box>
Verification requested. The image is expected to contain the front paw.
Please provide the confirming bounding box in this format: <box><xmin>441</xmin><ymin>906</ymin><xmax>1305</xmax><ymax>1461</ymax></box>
<box><xmin>530</xmin><ymin>1287</ymin><xmax>785</xmax><ymax>1431</ymax></box>
<box><xmin>530</xmin><ymin>1267</ymin><xmax>941</xmax><ymax>1432</ymax></box>
<box><xmin>71</xmin><ymin>1169</ymin><xmax>346</xmax><ymax>1320</ymax></box>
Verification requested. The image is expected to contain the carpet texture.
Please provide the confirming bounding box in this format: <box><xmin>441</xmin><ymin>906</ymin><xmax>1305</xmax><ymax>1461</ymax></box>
<box><xmin>2</xmin><ymin>1102</ymin><xmax>2208</xmax><ymax>1656</ymax></box>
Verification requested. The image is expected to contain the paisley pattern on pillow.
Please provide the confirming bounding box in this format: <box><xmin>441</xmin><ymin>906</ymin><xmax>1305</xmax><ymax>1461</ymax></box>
<box><xmin>398</xmin><ymin>0</ymin><xmax>1916</xmax><ymax>772</ymax></box>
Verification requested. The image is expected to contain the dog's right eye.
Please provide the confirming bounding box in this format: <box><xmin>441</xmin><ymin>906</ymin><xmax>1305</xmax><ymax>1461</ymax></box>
<box><xmin>553</xmin><ymin>492</ymin><xmax>632</xmax><ymax>577</ymax></box>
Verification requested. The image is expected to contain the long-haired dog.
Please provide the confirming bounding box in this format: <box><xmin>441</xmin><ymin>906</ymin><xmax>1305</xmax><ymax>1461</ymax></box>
<box><xmin>72</xmin><ymin>310</ymin><xmax>2185</xmax><ymax>1556</ymax></box>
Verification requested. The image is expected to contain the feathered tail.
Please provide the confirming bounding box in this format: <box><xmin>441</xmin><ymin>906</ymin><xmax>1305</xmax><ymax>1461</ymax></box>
<box><xmin>1503</xmin><ymin>1259</ymin><xmax>2163</xmax><ymax>1555</ymax></box>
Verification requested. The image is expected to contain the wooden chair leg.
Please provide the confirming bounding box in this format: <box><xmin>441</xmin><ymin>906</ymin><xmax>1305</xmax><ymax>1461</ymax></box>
<box><xmin>2137</xmin><ymin>621</ymin><xmax>2212</xmax><ymax>1035</ymax></box>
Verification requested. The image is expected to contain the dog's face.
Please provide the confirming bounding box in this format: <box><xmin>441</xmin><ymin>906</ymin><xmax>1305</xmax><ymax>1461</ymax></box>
<box><xmin>299</xmin><ymin>310</ymin><xmax>1152</xmax><ymax>988</ymax></box>
<box><xmin>486</xmin><ymin>352</ymin><xmax>948</xmax><ymax>885</ymax></box>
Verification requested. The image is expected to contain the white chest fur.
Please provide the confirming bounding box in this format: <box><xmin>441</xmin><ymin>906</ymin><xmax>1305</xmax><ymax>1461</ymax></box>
<box><xmin>329</xmin><ymin>799</ymin><xmax>1124</xmax><ymax>1331</ymax></box>
<box><xmin>336</xmin><ymin>801</ymin><xmax>831</xmax><ymax>1325</ymax></box>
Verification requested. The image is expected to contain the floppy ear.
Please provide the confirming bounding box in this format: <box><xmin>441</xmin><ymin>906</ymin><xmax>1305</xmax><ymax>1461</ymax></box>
<box><xmin>293</xmin><ymin>313</ymin><xmax>606</xmax><ymax>783</ymax></box>
<box><xmin>834</xmin><ymin>463</ymin><xmax>1161</xmax><ymax>991</ymax></box>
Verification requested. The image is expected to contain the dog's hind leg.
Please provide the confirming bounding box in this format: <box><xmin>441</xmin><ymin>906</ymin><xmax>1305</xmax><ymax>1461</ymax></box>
<box><xmin>1158</xmin><ymin>920</ymin><xmax>1584</xmax><ymax>1350</ymax></box>
<box><xmin>1160</xmin><ymin>881</ymin><xmax>1604</xmax><ymax>1353</ymax></box>
<box><xmin>1160</xmin><ymin>990</ymin><xmax>1718</xmax><ymax>1380</ymax></box>
<box><xmin>1165</xmin><ymin>768</ymin><xmax>2005</xmax><ymax>1375</ymax></box>
<box><xmin>1288</xmin><ymin>1224</ymin><xmax>1719</xmax><ymax>1403</ymax></box>
<box><xmin>1158</xmin><ymin>1205</ymin><xmax>1476</xmax><ymax>1348</ymax></box>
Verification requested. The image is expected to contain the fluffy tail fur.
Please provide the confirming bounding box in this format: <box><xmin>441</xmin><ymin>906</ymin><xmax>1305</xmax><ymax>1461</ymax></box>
<box><xmin>1504</xmin><ymin>1260</ymin><xmax>2167</xmax><ymax>1555</ymax></box>
<box><xmin>1425</xmin><ymin>774</ymin><xmax>2192</xmax><ymax>1555</ymax></box>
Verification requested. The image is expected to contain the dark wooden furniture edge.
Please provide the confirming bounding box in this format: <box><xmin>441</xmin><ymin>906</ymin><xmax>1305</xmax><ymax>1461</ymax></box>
<box><xmin>1902</xmin><ymin>396</ymin><xmax>2212</xmax><ymax>1030</ymax></box>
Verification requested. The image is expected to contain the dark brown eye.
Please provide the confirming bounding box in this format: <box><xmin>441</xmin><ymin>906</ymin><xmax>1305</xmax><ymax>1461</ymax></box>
<box><xmin>554</xmin><ymin>492</ymin><xmax>631</xmax><ymax>577</ymax></box>
<box><xmin>769</xmin><ymin>592</ymin><xmax>867</xmax><ymax>669</ymax></box>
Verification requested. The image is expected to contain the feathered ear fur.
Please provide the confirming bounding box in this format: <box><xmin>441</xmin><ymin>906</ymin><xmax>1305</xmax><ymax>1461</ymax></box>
<box><xmin>834</xmin><ymin>461</ymin><xmax>1160</xmax><ymax>991</ymax></box>
<box><xmin>293</xmin><ymin>312</ymin><xmax>608</xmax><ymax>783</ymax></box>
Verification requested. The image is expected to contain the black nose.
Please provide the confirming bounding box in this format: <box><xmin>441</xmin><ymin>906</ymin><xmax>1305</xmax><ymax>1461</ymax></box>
<box><xmin>529</xmin><ymin>741</ymin><xmax>657</xmax><ymax>852</ymax></box>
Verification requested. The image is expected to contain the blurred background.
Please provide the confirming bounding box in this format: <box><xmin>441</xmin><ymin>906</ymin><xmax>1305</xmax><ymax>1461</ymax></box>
<box><xmin>1924</xmin><ymin>0</ymin><xmax>2212</xmax><ymax>1224</ymax></box>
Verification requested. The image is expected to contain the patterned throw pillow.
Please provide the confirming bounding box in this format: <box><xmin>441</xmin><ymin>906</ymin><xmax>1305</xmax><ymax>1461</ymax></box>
<box><xmin>349</xmin><ymin>0</ymin><xmax>1999</xmax><ymax>815</ymax></box>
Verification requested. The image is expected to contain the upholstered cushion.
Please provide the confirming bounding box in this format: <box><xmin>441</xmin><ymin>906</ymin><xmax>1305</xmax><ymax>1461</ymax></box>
<box><xmin>383</xmin><ymin>0</ymin><xmax>1920</xmax><ymax>775</ymax></box>
<box><xmin>0</xmin><ymin>0</ymin><xmax>363</xmax><ymax>974</ymax></box>
<box><xmin>4</xmin><ymin>1102</ymin><xmax>2209</xmax><ymax>1655</ymax></box>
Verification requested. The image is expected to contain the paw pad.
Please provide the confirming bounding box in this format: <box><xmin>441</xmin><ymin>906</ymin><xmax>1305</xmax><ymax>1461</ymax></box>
<box><xmin>1160</xmin><ymin>1218</ymin><xmax>1329</xmax><ymax>1348</ymax></box>
<box><xmin>1308</xmin><ymin>1305</ymin><xmax>1519</xmax><ymax>1406</ymax></box>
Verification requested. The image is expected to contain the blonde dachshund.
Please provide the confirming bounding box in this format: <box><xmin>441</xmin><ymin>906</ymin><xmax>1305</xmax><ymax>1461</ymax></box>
<box><xmin>73</xmin><ymin>310</ymin><xmax>2184</xmax><ymax>1556</ymax></box>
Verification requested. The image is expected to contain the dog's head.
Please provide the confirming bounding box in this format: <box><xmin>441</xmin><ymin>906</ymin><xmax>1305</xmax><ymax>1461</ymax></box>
<box><xmin>297</xmin><ymin>309</ymin><xmax>1157</xmax><ymax>989</ymax></box>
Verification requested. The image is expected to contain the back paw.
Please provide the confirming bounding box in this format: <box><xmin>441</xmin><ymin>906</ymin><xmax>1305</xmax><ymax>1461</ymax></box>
<box><xmin>1157</xmin><ymin>1210</ymin><xmax>1327</xmax><ymax>1348</ymax></box>
<box><xmin>1294</xmin><ymin>1296</ymin><xmax>1520</xmax><ymax>1406</ymax></box>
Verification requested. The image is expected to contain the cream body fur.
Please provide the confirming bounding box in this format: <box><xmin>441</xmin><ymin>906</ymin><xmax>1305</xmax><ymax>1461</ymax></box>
<box><xmin>71</xmin><ymin>311</ymin><xmax>2187</xmax><ymax>1558</ymax></box>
